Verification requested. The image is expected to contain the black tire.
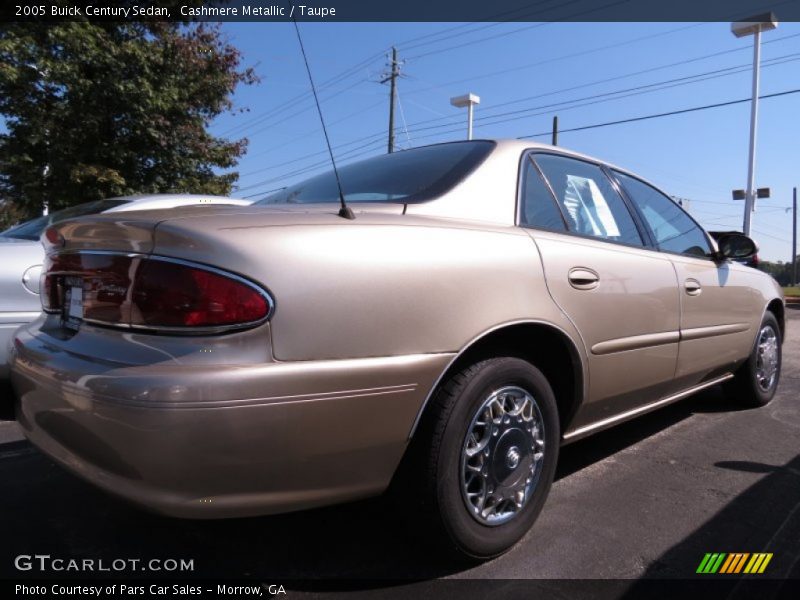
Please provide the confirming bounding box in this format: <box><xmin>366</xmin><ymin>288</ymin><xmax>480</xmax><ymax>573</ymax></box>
<box><xmin>724</xmin><ymin>312</ymin><xmax>782</xmax><ymax>407</ymax></box>
<box><xmin>400</xmin><ymin>357</ymin><xmax>560</xmax><ymax>560</ymax></box>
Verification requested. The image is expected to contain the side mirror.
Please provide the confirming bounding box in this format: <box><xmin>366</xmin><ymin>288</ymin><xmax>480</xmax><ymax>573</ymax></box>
<box><xmin>712</xmin><ymin>232</ymin><xmax>759</xmax><ymax>261</ymax></box>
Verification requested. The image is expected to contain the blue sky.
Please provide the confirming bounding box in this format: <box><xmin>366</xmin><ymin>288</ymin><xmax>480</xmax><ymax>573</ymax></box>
<box><xmin>212</xmin><ymin>21</ymin><xmax>800</xmax><ymax>262</ymax></box>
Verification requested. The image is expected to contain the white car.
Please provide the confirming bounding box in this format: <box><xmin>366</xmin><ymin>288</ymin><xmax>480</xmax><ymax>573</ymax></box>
<box><xmin>0</xmin><ymin>194</ymin><xmax>252</xmax><ymax>379</ymax></box>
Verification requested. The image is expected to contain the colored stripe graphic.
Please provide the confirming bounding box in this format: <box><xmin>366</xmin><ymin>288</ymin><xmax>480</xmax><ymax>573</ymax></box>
<box><xmin>698</xmin><ymin>552</ymin><xmax>773</xmax><ymax>574</ymax></box>
<box><xmin>744</xmin><ymin>554</ymin><xmax>760</xmax><ymax>573</ymax></box>
<box><xmin>697</xmin><ymin>553</ymin><xmax>727</xmax><ymax>573</ymax></box>
<box><xmin>758</xmin><ymin>553</ymin><xmax>773</xmax><ymax>573</ymax></box>
<box><xmin>719</xmin><ymin>554</ymin><xmax>735</xmax><ymax>573</ymax></box>
<box><xmin>733</xmin><ymin>553</ymin><xmax>750</xmax><ymax>573</ymax></box>
<box><xmin>697</xmin><ymin>553</ymin><xmax>713</xmax><ymax>573</ymax></box>
<box><xmin>710</xmin><ymin>553</ymin><xmax>726</xmax><ymax>573</ymax></box>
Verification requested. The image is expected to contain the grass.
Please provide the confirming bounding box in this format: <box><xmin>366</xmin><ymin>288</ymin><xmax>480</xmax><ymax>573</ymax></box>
<box><xmin>783</xmin><ymin>287</ymin><xmax>800</xmax><ymax>298</ymax></box>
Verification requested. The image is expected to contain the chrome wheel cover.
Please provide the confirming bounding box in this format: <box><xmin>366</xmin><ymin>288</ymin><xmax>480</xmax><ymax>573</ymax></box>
<box><xmin>755</xmin><ymin>325</ymin><xmax>779</xmax><ymax>392</ymax></box>
<box><xmin>460</xmin><ymin>386</ymin><xmax>545</xmax><ymax>526</ymax></box>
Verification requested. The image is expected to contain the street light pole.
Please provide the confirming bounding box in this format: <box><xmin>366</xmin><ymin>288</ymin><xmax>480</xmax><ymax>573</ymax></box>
<box><xmin>731</xmin><ymin>12</ymin><xmax>777</xmax><ymax>236</ymax></box>
<box><xmin>742</xmin><ymin>27</ymin><xmax>761</xmax><ymax>237</ymax></box>
<box><xmin>450</xmin><ymin>93</ymin><xmax>480</xmax><ymax>140</ymax></box>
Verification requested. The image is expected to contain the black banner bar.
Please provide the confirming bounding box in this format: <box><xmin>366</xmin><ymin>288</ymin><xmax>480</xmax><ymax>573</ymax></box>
<box><xmin>5</xmin><ymin>579</ymin><xmax>800</xmax><ymax>599</ymax></box>
<box><xmin>2</xmin><ymin>0</ymin><xmax>800</xmax><ymax>23</ymax></box>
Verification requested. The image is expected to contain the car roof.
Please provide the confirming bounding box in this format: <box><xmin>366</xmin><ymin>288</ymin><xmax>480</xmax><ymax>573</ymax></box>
<box><xmin>476</xmin><ymin>138</ymin><xmax>667</xmax><ymax>194</ymax></box>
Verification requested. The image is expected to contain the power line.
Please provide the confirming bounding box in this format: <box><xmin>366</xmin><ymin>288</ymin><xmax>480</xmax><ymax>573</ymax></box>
<box><xmin>235</xmin><ymin>142</ymin><xmax>385</xmax><ymax>198</ymax></box>
<box><xmin>397</xmin><ymin>0</ymin><xmax>581</xmax><ymax>54</ymax></box>
<box><xmin>404</xmin><ymin>0</ymin><xmax>631</xmax><ymax>61</ymax></box>
<box><xmin>753</xmin><ymin>228</ymin><xmax>791</xmax><ymax>243</ymax></box>
<box><xmin>225</xmin><ymin>17</ymin><xmax>799</xmax><ymax>154</ymax></box>
<box><xmin>517</xmin><ymin>88</ymin><xmax>800</xmax><ymax>139</ymax></box>
<box><xmin>392</xmin><ymin>0</ymin><xmax>566</xmax><ymax>52</ymax></box>
<box><xmin>243</xmin><ymin>97</ymin><xmax>385</xmax><ymax>162</ymax></box>
<box><xmin>405</xmin><ymin>22</ymin><xmax>706</xmax><ymax>93</ymax></box>
<box><xmin>237</xmin><ymin>87</ymin><xmax>800</xmax><ymax>199</ymax></box>
<box><xmin>235</xmin><ymin>137</ymin><xmax>386</xmax><ymax>193</ymax></box>
<box><xmin>240</xmin><ymin>186</ymin><xmax>287</xmax><ymax>199</ymax></box>
<box><xmin>233</xmin><ymin>29</ymin><xmax>800</xmax><ymax>168</ymax></box>
<box><xmin>220</xmin><ymin>49</ymin><xmax>387</xmax><ymax>138</ymax></box>
<box><xmin>237</xmin><ymin>49</ymin><xmax>798</xmax><ymax>182</ymax></box>
<box><xmin>239</xmin><ymin>78</ymin><xmax>377</xmax><ymax>141</ymax></box>
<box><xmin>399</xmin><ymin>31</ymin><xmax>800</xmax><ymax>130</ymax></box>
<box><xmin>400</xmin><ymin>56</ymin><xmax>800</xmax><ymax>144</ymax></box>
<box><xmin>405</xmin><ymin>53</ymin><xmax>800</xmax><ymax>136</ymax></box>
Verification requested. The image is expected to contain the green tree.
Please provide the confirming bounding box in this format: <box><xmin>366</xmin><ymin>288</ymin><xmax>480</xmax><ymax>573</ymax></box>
<box><xmin>0</xmin><ymin>20</ymin><xmax>257</xmax><ymax>217</ymax></box>
<box><xmin>0</xmin><ymin>198</ymin><xmax>25</xmax><ymax>230</ymax></box>
<box><xmin>756</xmin><ymin>258</ymin><xmax>799</xmax><ymax>286</ymax></box>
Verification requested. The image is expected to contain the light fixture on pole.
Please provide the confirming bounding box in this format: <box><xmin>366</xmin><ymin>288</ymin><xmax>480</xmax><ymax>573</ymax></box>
<box><xmin>731</xmin><ymin>12</ymin><xmax>778</xmax><ymax>236</ymax></box>
<box><xmin>450</xmin><ymin>93</ymin><xmax>480</xmax><ymax>140</ymax></box>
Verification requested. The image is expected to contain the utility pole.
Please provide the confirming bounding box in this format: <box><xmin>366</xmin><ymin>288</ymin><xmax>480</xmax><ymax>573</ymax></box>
<box><xmin>551</xmin><ymin>115</ymin><xmax>558</xmax><ymax>146</ymax></box>
<box><xmin>381</xmin><ymin>47</ymin><xmax>400</xmax><ymax>153</ymax></box>
<box><xmin>792</xmin><ymin>187</ymin><xmax>797</xmax><ymax>286</ymax></box>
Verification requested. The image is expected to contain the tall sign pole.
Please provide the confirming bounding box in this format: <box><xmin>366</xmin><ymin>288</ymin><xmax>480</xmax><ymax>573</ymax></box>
<box><xmin>793</xmin><ymin>187</ymin><xmax>797</xmax><ymax>286</ymax></box>
<box><xmin>731</xmin><ymin>13</ymin><xmax>778</xmax><ymax>236</ymax></box>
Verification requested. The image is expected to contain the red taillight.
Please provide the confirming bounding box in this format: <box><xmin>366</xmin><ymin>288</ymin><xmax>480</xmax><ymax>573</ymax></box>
<box><xmin>131</xmin><ymin>260</ymin><xmax>269</xmax><ymax>327</ymax></box>
<box><xmin>43</xmin><ymin>226</ymin><xmax>64</xmax><ymax>248</ymax></box>
<box><xmin>42</xmin><ymin>253</ymin><xmax>271</xmax><ymax>331</ymax></box>
<box><xmin>41</xmin><ymin>253</ymin><xmax>89</xmax><ymax>312</ymax></box>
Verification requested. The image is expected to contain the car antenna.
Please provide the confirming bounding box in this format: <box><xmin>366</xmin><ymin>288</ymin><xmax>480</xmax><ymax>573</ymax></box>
<box><xmin>291</xmin><ymin>13</ymin><xmax>355</xmax><ymax>220</ymax></box>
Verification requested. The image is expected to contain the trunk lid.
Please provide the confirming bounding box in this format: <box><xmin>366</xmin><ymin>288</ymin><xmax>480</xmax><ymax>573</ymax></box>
<box><xmin>46</xmin><ymin>202</ymin><xmax>407</xmax><ymax>255</ymax></box>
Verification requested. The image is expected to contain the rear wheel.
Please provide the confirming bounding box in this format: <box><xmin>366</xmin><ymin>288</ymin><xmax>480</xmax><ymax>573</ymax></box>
<box><xmin>724</xmin><ymin>312</ymin><xmax>782</xmax><ymax>407</ymax></box>
<box><xmin>405</xmin><ymin>357</ymin><xmax>560</xmax><ymax>559</ymax></box>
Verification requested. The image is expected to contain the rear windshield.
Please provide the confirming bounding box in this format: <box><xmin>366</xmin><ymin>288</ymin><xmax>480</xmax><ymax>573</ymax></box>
<box><xmin>256</xmin><ymin>141</ymin><xmax>495</xmax><ymax>205</ymax></box>
<box><xmin>0</xmin><ymin>199</ymin><xmax>130</xmax><ymax>240</ymax></box>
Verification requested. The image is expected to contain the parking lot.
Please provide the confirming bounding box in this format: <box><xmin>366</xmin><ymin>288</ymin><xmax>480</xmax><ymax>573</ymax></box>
<box><xmin>1</xmin><ymin>308</ymin><xmax>798</xmax><ymax>584</ymax></box>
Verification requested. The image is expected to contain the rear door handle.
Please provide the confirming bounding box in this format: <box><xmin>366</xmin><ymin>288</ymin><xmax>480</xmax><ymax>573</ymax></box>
<box><xmin>685</xmin><ymin>279</ymin><xmax>702</xmax><ymax>296</ymax></box>
<box><xmin>568</xmin><ymin>268</ymin><xmax>600</xmax><ymax>290</ymax></box>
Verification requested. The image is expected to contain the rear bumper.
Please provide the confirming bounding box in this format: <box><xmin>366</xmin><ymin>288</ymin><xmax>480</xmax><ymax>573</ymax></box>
<box><xmin>9</xmin><ymin>323</ymin><xmax>451</xmax><ymax>518</ymax></box>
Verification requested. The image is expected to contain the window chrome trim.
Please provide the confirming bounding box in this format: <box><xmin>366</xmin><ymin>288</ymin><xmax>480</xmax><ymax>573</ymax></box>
<box><xmin>608</xmin><ymin>169</ymin><xmax>716</xmax><ymax>262</ymax></box>
<box><xmin>516</xmin><ymin>151</ymin><xmax>570</xmax><ymax>232</ymax></box>
<box><xmin>43</xmin><ymin>250</ymin><xmax>275</xmax><ymax>335</ymax></box>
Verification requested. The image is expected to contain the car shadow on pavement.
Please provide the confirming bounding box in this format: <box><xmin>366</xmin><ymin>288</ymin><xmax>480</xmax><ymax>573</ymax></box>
<box><xmin>0</xmin><ymin>384</ymin><xmax>749</xmax><ymax>583</ymax></box>
<box><xmin>623</xmin><ymin>452</ymin><xmax>800</xmax><ymax>596</ymax></box>
<box><xmin>556</xmin><ymin>384</ymin><xmax>743</xmax><ymax>481</ymax></box>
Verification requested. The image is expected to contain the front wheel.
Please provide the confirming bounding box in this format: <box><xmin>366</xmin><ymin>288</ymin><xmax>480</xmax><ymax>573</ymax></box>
<box><xmin>724</xmin><ymin>312</ymin><xmax>782</xmax><ymax>407</ymax></box>
<box><xmin>409</xmin><ymin>357</ymin><xmax>560</xmax><ymax>559</ymax></box>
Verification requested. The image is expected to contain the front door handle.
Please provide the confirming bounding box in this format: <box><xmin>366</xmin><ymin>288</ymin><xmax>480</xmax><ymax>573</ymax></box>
<box><xmin>685</xmin><ymin>279</ymin><xmax>702</xmax><ymax>296</ymax></box>
<box><xmin>568</xmin><ymin>268</ymin><xmax>600</xmax><ymax>290</ymax></box>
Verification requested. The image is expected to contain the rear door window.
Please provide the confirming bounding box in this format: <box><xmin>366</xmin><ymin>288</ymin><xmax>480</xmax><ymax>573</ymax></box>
<box><xmin>532</xmin><ymin>154</ymin><xmax>644</xmax><ymax>247</ymax></box>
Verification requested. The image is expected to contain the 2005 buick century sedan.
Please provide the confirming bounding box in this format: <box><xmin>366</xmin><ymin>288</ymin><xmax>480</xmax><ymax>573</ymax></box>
<box><xmin>9</xmin><ymin>140</ymin><xmax>784</xmax><ymax>558</ymax></box>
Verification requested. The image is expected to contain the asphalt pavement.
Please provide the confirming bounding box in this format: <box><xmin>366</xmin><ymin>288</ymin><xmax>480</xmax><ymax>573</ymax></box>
<box><xmin>1</xmin><ymin>308</ymin><xmax>798</xmax><ymax>585</ymax></box>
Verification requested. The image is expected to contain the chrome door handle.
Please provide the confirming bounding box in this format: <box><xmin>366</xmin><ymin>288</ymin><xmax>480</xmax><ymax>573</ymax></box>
<box><xmin>685</xmin><ymin>279</ymin><xmax>702</xmax><ymax>296</ymax></box>
<box><xmin>568</xmin><ymin>268</ymin><xmax>600</xmax><ymax>290</ymax></box>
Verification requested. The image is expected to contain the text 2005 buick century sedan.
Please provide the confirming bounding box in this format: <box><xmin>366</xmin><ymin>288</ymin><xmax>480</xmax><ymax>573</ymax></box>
<box><xmin>9</xmin><ymin>140</ymin><xmax>784</xmax><ymax>558</ymax></box>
